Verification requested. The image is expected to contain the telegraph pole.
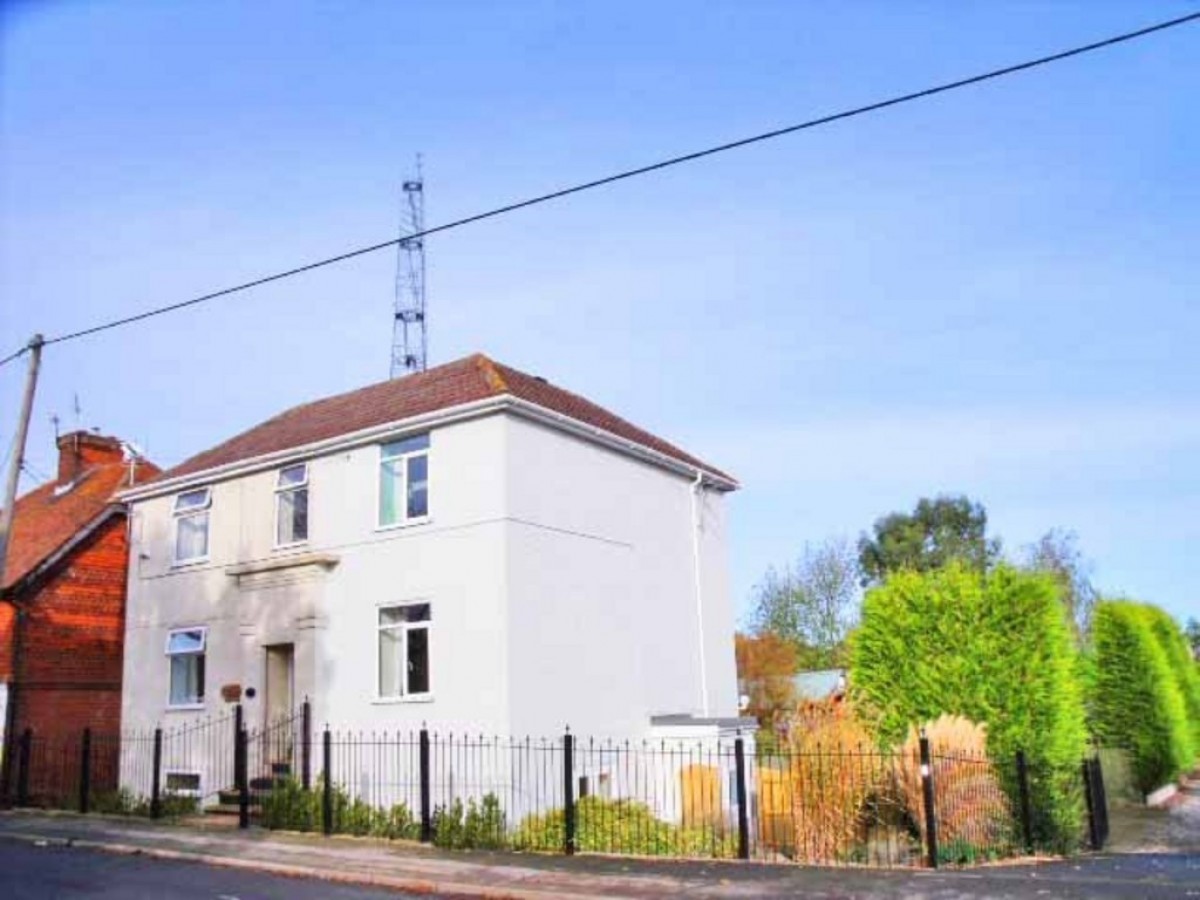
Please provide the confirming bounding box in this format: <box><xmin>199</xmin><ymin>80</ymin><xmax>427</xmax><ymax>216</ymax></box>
<box><xmin>0</xmin><ymin>334</ymin><xmax>45</xmax><ymax>587</ymax></box>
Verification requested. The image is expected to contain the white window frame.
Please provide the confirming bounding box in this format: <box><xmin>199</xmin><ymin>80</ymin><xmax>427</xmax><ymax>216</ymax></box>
<box><xmin>165</xmin><ymin>626</ymin><xmax>207</xmax><ymax>710</ymax></box>
<box><xmin>376</xmin><ymin>434</ymin><xmax>430</xmax><ymax>530</ymax></box>
<box><xmin>273</xmin><ymin>462</ymin><xmax>310</xmax><ymax>549</ymax></box>
<box><xmin>172</xmin><ymin>487</ymin><xmax>212</xmax><ymax>565</ymax></box>
<box><xmin>374</xmin><ymin>600</ymin><xmax>432</xmax><ymax>703</ymax></box>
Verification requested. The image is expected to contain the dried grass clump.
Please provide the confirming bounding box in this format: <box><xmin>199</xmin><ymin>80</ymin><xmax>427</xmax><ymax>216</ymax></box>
<box><xmin>898</xmin><ymin>715</ymin><xmax>1013</xmax><ymax>854</ymax></box>
<box><xmin>784</xmin><ymin>701</ymin><xmax>888</xmax><ymax>863</ymax></box>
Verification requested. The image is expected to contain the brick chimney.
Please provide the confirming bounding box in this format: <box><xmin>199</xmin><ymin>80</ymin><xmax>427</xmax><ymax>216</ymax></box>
<box><xmin>57</xmin><ymin>431</ymin><xmax>124</xmax><ymax>486</ymax></box>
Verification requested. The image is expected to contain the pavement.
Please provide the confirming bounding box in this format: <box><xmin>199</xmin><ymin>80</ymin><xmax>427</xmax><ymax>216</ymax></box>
<box><xmin>0</xmin><ymin>810</ymin><xmax>1198</xmax><ymax>899</ymax></box>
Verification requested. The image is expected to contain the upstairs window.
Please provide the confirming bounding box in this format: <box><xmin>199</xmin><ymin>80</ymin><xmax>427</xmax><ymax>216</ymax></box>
<box><xmin>377</xmin><ymin>603</ymin><xmax>431</xmax><ymax>698</ymax></box>
<box><xmin>275</xmin><ymin>463</ymin><xmax>309</xmax><ymax>546</ymax></box>
<box><xmin>378</xmin><ymin>434</ymin><xmax>429</xmax><ymax>527</ymax></box>
<box><xmin>166</xmin><ymin>627</ymin><xmax>206</xmax><ymax>707</ymax></box>
<box><xmin>173</xmin><ymin>488</ymin><xmax>211</xmax><ymax>563</ymax></box>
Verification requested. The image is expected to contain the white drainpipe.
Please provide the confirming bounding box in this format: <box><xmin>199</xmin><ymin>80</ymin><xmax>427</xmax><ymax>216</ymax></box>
<box><xmin>690</xmin><ymin>470</ymin><xmax>709</xmax><ymax>717</ymax></box>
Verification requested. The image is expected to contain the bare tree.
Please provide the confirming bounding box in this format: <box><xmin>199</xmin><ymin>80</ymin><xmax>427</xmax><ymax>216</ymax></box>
<box><xmin>1023</xmin><ymin>529</ymin><xmax>1097</xmax><ymax>638</ymax></box>
<box><xmin>750</xmin><ymin>537</ymin><xmax>860</xmax><ymax>668</ymax></box>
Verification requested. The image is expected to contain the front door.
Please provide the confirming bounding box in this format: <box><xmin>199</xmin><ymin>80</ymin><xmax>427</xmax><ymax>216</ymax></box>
<box><xmin>263</xmin><ymin>644</ymin><xmax>295</xmax><ymax>768</ymax></box>
<box><xmin>264</xmin><ymin>644</ymin><xmax>294</xmax><ymax>726</ymax></box>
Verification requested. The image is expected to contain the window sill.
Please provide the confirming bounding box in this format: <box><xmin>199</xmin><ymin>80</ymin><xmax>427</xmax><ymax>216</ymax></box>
<box><xmin>272</xmin><ymin>540</ymin><xmax>310</xmax><ymax>552</ymax></box>
<box><xmin>165</xmin><ymin>703</ymin><xmax>206</xmax><ymax>712</ymax></box>
<box><xmin>371</xmin><ymin>694</ymin><xmax>434</xmax><ymax>705</ymax></box>
<box><xmin>374</xmin><ymin>516</ymin><xmax>432</xmax><ymax>534</ymax></box>
<box><xmin>171</xmin><ymin>557</ymin><xmax>210</xmax><ymax>569</ymax></box>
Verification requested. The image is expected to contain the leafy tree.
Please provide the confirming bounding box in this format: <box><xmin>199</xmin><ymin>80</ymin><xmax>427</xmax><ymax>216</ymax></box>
<box><xmin>735</xmin><ymin>632</ymin><xmax>798</xmax><ymax>750</ymax></box>
<box><xmin>1023</xmin><ymin>529</ymin><xmax>1097</xmax><ymax>638</ymax></box>
<box><xmin>749</xmin><ymin>537</ymin><xmax>859</xmax><ymax>667</ymax></box>
<box><xmin>849</xmin><ymin>563</ymin><xmax>1087</xmax><ymax>848</ymax></box>
<box><xmin>858</xmin><ymin>495</ymin><xmax>1000</xmax><ymax>586</ymax></box>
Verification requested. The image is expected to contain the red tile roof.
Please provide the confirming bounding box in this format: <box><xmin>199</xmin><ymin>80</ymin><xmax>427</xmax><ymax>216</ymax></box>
<box><xmin>3</xmin><ymin>452</ymin><xmax>160</xmax><ymax>593</ymax></box>
<box><xmin>155</xmin><ymin>354</ymin><xmax>735</xmax><ymax>484</ymax></box>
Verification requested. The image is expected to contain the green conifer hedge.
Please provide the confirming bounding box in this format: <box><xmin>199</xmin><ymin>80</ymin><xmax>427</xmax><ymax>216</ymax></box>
<box><xmin>1089</xmin><ymin>601</ymin><xmax>1194</xmax><ymax>794</ymax></box>
<box><xmin>849</xmin><ymin>563</ymin><xmax>1088</xmax><ymax>848</ymax></box>
<box><xmin>1140</xmin><ymin>604</ymin><xmax>1200</xmax><ymax>754</ymax></box>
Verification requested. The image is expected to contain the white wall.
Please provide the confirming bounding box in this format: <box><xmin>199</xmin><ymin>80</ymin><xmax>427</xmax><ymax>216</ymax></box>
<box><xmin>503</xmin><ymin>414</ymin><xmax>740</xmax><ymax>740</ymax></box>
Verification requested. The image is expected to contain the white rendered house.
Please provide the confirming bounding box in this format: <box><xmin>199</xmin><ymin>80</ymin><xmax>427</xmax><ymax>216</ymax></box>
<box><xmin>118</xmin><ymin>355</ymin><xmax>744</xmax><ymax>761</ymax></box>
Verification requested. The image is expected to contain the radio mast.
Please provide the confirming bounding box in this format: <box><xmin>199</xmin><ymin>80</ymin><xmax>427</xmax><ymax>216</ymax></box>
<box><xmin>390</xmin><ymin>158</ymin><xmax>427</xmax><ymax>377</ymax></box>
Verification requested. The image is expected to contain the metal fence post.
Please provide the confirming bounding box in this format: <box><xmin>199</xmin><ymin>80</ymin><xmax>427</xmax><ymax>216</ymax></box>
<box><xmin>419</xmin><ymin>727</ymin><xmax>432</xmax><ymax>843</ymax></box>
<box><xmin>563</xmin><ymin>729</ymin><xmax>576</xmax><ymax>856</ymax></box>
<box><xmin>322</xmin><ymin>727</ymin><xmax>333</xmax><ymax>836</ymax></box>
<box><xmin>79</xmin><ymin>728</ymin><xmax>93</xmax><ymax>814</ymax></box>
<box><xmin>150</xmin><ymin>727</ymin><xmax>163</xmax><ymax>819</ymax></box>
<box><xmin>301</xmin><ymin>699</ymin><xmax>312</xmax><ymax>790</ymax></box>
<box><xmin>1082</xmin><ymin>757</ymin><xmax>1101</xmax><ymax>850</ymax></box>
<box><xmin>1091</xmin><ymin>756</ymin><xmax>1109</xmax><ymax>848</ymax></box>
<box><xmin>237</xmin><ymin>726</ymin><xmax>249</xmax><ymax>829</ymax></box>
<box><xmin>16</xmin><ymin>728</ymin><xmax>32</xmax><ymax>807</ymax></box>
<box><xmin>919</xmin><ymin>731</ymin><xmax>939</xmax><ymax>869</ymax></box>
<box><xmin>1015</xmin><ymin>749</ymin><xmax>1033</xmax><ymax>853</ymax></box>
<box><xmin>734</xmin><ymin>735</ymin><xmax>750</xmax><ymax>861</ymax></box>
<box><xmin>233</xmin><ymin>703</ymin><xmax>243</xmax><ymax>776</ymax></box>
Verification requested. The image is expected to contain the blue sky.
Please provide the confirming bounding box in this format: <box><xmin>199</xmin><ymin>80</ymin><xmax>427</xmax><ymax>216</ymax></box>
<box><xmin>2</xmin><ymin>1</ymin><xmax>1197</xmax><ymax>623</ymax></box>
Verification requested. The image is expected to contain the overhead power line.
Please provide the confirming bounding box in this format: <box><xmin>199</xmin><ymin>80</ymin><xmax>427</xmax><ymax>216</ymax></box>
<box><xmin>2</xmin><ymin>9</ymin><xmax>1198</xmax><ymax>367</ymax></box>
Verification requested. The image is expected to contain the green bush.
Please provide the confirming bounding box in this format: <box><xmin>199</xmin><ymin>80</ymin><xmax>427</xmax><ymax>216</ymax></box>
<box><xmin>849</xmin><ymin>563</ymin><xmax>1088</xmax><ymax>849</ymax></box>
<box><xmin>260</xmin><ymin>777</ymin><xmax>319</xmax><ymax>832</ymax></box>
<box><xmin>89</xmin><ymin>788</ymin><xmax>196</xmax><ymax>819</ymax></box>
<box><xmin>1089</xmin><ymin>601</ymin><xmax>1192</xmax><ymax>794</ymax></box>
<box><xmin>431</xmin><ymin>794</ymin><xmax>506</xmax><ymax>850</ymax></box>
<box><xmin>512</xmin><ymin>796</ymin><xmax>736</xmax><ymax>858</ymax></box>
<box><xmin>260</xmin><ymin>777</ymin><xmax>418</xmax><ymax>840</ymax></box>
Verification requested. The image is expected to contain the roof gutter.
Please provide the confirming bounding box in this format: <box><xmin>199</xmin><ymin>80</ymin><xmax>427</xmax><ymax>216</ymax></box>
<box><xmin>120</xmin><ymin>395</ymin><xmax>739</xmax><ymax>503</ymax></box>
<box><xmin>504</xmin><ymin>398</ymin><xmax>739</xmax><ymax>491</ymax></box>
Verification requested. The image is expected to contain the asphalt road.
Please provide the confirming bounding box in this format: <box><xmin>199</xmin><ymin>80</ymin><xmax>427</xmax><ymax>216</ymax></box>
<box><xmin>2</xmin><ymin>838</ymin><xmax>1198</xmax><ymax>899</ymax></box>
<box><xmin>0</xmin><ymin>842</ymin><xmax>428</xmax><ymax>899</ymax></box>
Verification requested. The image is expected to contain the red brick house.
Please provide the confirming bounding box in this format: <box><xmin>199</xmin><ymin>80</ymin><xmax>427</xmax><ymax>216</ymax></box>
<box><xmin>0</xmin><ymin>432</ymin><xmax>158</xmax><ymax>756</ymax></box>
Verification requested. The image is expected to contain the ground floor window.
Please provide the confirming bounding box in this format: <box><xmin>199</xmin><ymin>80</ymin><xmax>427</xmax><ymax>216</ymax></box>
<box><xmin>378</xmin><ymin>603</ymin><xmax>431</xmax><ymax>698</ymax></box>
<box><xmin>165</xmin><ymin>772</ymin><xmax>202</xmax><ymax>797</ymax></box>
<box><xmin>166</xmin><ymin>627</ymin><xmax>206</xmax><ymax>707</ymax></box>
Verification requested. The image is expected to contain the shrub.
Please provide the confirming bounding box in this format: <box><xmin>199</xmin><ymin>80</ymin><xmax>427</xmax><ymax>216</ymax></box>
<box><xmin>260</xmin><ymin>777</ymin><xmax>319</xmax><ymax>832</ymax></box>
<box><xmin>89</xmin><ymin>788</ymin><xmax>196</xmax><ymax>819</ymax></box>
<box><xmin>432</xmin><ymin>794</ymin><xmax>506</xmax><ymax>850</ymax></box>
<box><xmin>90</xmin><ymin>787</ymin><xmax>149</xmax><ymax>817</ymax></box>
<box><xmin>512</xmin><ymin>795</ymin><xmax>735</xmax><ymax>858</ymax></box>
<box><xmin>1089</xmin><ymin>601</ymin><xmax>1192</xmax><ymax>794</ymax></box>
<box><xmin>260</xmin><ymin>777</ymin><xmax>418</xmax><ymax>840</ymax></box>
<box><xmin>849</xmin><ymin>563</ymin><xmax>1088</xmax><ymax>849</ymax></box>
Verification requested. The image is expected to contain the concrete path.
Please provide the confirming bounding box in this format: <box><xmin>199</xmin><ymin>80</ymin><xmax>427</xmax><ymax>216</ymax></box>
<box><xmin>1107</xmin><ymin>772</ymin><xmax>1200</xmax><ymax>855</ymax></box>
<box><xmin>1</xmin><ymin>810</ymin><xmax>1197</xmax><ymax>899</ymax></box>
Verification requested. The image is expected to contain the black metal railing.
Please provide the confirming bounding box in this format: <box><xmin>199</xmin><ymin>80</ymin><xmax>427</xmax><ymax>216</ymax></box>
<box><xmin>0</xmin><ymin>708</ymin><xmax>1111</xmax><ymax>867</ymax></box>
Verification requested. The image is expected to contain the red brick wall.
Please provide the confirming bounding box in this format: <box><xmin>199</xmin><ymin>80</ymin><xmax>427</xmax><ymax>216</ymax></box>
<box><xmin>12</xmin><ymin>514</ymin><xmax>128</xmax><ymax>739</ymax></box>
<box><xmin>0</xmin><ymin>601</ymin><xmax>13</xmax><ymax>682</ymax></box>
